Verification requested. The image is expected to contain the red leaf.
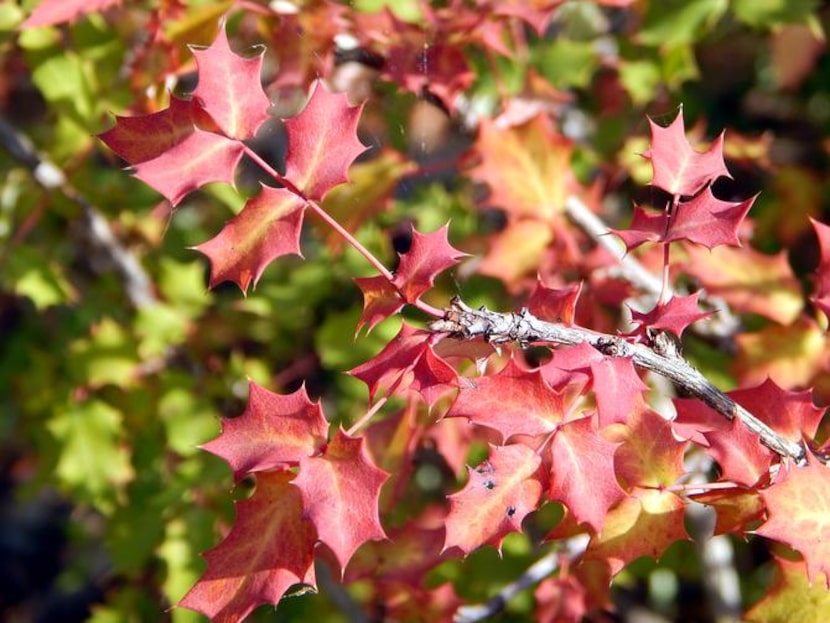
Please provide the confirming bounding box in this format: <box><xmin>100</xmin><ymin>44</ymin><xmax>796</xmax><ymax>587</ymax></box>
<box><xmin>548</xmin><ymin>416</ymin><xmax>626</xmax><ymax>533</ymax></box>
<box><xmin>745</xmin><ymin>555</ymin><xmax>830</xmax><ymax>622</ymax></box>
<box><xmin>283</xmin><ymin>81</ymin><xmax>368</xmax><ymax>200</ymax></box>
<box><xmin>729</xmin><ymin>378</ymin><xmax>824</xmax><ymax>445</ymax></box>
<box><xmin>349</xmin><ymin>323</ymin><xmax>457</xmax><ymax>406</ymax></box>
<box><xmin>444</xmin><ymin>443</ymin><xmax>543</xmax><ymax>555</ymax></box>
<box><xmin>756</xmin><ymin>455</ymin><xmax>830</xmax><ymax>586</ymax></box>
<box><xmin>629</xmin><ymin>292</ymin><xmax>712</xmax><ymax>338</ymax></box>
<box><xmin>354</xmin><ymin>275</ymin><xmax>404</xmax><ymax>334</ymax></box>
<box><xmin>393</xmin><ymin>224</ymin><xmax>468</xmax><ymax>303</ymax></box>
<box><xmin>702</xmin><ymin>417</ymin><xmax>773</xmax><ymax>487</ymax></box>
<box><xmin>614</xmin><ymin>189</ymin><xmax>755</xmax><ymax>252</ymax></box>
<box><xmin>293</xmin><ymin>429</ymin><xmax>389</xmax><ymax>572</ymax></box>
<box><xmin>527</xmin><ymin>281</ymin><xmax>582</xmax><ymax>325</ymax></box>
<box><xmin>180</xmin><ymin>470</ymin><xmax>316</xmax><ymax>623</ymax></box>
<box><xmin>644</xmin><ymin>112</ymin><xmax>731</xmax><ymax>197</ymax></box>
<box><xmin>132</xmin><ymin>128</ymin><xmax>245</xmax><ymax>206</ymax></box>
<box><xmin>21</xmin><ymin>0</ymin><xmax>121</xmax><ymax>28</ymax></box>
<box><xmin>690</xmin><ymin>488</ymin><xmax>765</xmax><ymax>535</ymax></box>
<box><xmin>200</xmin><ymin>381</ymin><xmax>328</xmax><ymax>481</ymax></box>
<box><xmin>99</xmin><ymin>96</ymin><xmax>197</xmax><ymax>165</ymax></box>
<box><xmin>193</xmin><ymin>186</ymin><xmax>306</xmax><ymax>292</ymax></box>
<box><xmin>446</xmin><ymin>358</ymin><xmax>569</xmax><ymax>442</ymax></box>
<box><xmin>189</xmin><ymin>25</ymin><xmax>271</xmax><ymax>140</ymax></box>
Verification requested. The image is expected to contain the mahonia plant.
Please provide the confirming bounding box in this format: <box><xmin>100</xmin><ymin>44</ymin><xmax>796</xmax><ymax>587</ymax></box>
<box><xmin>95</xmin><ymin>10</ymin><xmax>830</xmax><ymax>623</ymax></box>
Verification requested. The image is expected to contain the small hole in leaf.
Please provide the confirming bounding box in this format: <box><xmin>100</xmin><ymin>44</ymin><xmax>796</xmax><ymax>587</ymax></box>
<box><xmin>506</xmin><ymin>506</ymin><xmax>516</xmax><ymax>517</ymax></box>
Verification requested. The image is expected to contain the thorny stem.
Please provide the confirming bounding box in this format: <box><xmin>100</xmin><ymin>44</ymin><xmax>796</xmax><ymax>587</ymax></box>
<box><xmin>429</xmin><ymin>298</ymin><xmax>808</xmax><ymax>465</ymax></box>
<box><xmin>241</xmin><ymin>143</ymin><xmax>444</xmax><ymax>319</ymax></box>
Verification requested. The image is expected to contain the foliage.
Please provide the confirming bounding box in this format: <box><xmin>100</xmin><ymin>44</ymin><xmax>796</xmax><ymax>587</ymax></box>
<box><xmin>3</xmin><ymin>1</ymin><xmax>830</xmax><ymax>622</ymax></box>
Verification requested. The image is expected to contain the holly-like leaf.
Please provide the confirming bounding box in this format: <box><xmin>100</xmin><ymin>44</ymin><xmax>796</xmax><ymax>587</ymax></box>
<box><xmin>444</xmin><ymin>443</ymin><xmax>543</xmax><ymax>555</ymax></box>
<box><xmin>470</xmin><ymin>114</ymin><xmax>577</xmax><ymax>221</ymax></box>
<box><xmin>745</xmin><ymin>555</ymin><xmax>830</xmax><ymax>623</ymax></box>
<box><xmin>446</xmin><ymin>358</ymin><xmax>569</xmax><ymax>442</ymax></box>
<box><xmin>629</xmin><ymin>292</ymin><xmax>712</xmax><ymax>338</ymax></box>
<box><xmin>200</xmin><ymin>381</ymin><xmax>328</xmax><ymax>481</ymax></box>
<box><xmin>613</xmin><ymin>189</ymin><xmax>755</xmax><ymax>251</ymax></box>
<box><xmin>527</xmin><ymin>281</ymin><xmax>581</xmax><ymax>325</ymax></box>
<box><xmin>702</xmin><ymin>417</ymin><xmax>773</xmax><ymax>487</ymax></box>
<box><xmin>132</xmin><ymin>128</ymin><xmax>245</xmax><ymax>206</ymax></box>
<box><xmin>755</xmin><ymin>455</ymin><xmax>830</xmax><ymax>586</ymax></box>
<box><xmin>283</xmin><ymin>81</ymin><xmax>368</xmax><ymax>201</ymax></box>
<box><xmin>180</xmin><ymin>470</ymin><xmax>316</xmax><ymax>622</ymax></box>
<box><xmin>193</xmin><ymin>186</ymin><xmax>306</xmax><ymax>292</ymax></box>
<box><xmin>730</xmin><ymin>378</ymin><xmax>824</xmax><ymax>444</ymax></box>
<box><xmin>354</xmin><ymin>275</ymin><xmax>404</xmax><ymax>334</ymax></box>
<box><xmin>190</xmin><ymin>25</ymin><xmax>271</xmax><ymax>140</ymax></box>
<box><xmin>681</xmin><ymin>244</ymin><xmax>803</xmax><ymax>325</ymax></box>
<box><xmin>293</xmin><ymin>429</ymin><xmax>389</xmax><ymax>572</ymax></box>
<box><xmin>582</xmin><ymin>487</ymin><xmax>688</xmax><ymax>576</ymax></box>
<box><xmin>643</xmin><ymin>111</ymin><xmax>731</xmax><ymax>197</ymax></box>
<box><xmin>548</xmin><ymin>416</ymin><xmax>626</xmax><ymax>533</ymax></box>
<box><xmin>690</xmin><ymin>487</ymin><xmax>765</xmax><ymax>535</ymax></box>
<box><xmin>350</xmin><ymin>323</ymin><xmax>457</xmax><ymax>406</ymax></box>
<box><xmin>99</xmin><ymin>96</ymin><xmax>197</xmax><ymax>165</ymax></box>
<box><xmin>393</xmin><ymin>224</ymin><xmax>468</xmax><ymax>303</ymax></box>
<box><xmin>611</xmin><ymin>409</ymin><xmax>688</xmax><ymax>489</ymax></box>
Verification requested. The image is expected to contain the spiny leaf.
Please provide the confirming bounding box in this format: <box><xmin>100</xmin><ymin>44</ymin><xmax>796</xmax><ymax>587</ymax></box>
<box><xmin>611</xmin><ymin>409</ymin><xmax>688</xmax><ymax>489</ymax></box>
<box><xmin>21</xmin><ymin>0</ymin><xmax>121</xmax><ymax>28</ymax></box>
<box><xmin>349</xmin><ymin>323</ymin><xmax>457</xmax><ymax>406</ymax></box>
<box><xmin>702</xmin><ymin>417</ymin><xmax>773</xmax><ymax>487</ymax></box>
<box><xmin>354</xmin><ymin>275</ymin><xmax>404</xmax><ymax>334</ymax></box>
<box><xmin>444</xmin><ymin>443</ymin><xmax>543</xmax><ymax>555</ymax></box>
<box><xmin>179</xmin><ymin>470</ymin><xmax>316</xmax><ymax>623</ymax></box>
<box><xmin>629</xmin><ymin>292</ymin><xmax>712</xmax><ymax>338</ymax></box>
<box><xmin>446</xmin><ymin>358</ymin><xmax>569</xmax><ymax>442</ymax></box>
<box><xmin>193</xmin><ymin>186</ymin><xmax>306</xmax><ymax>292</ymax></box>
<box><xmin>393</xmin><ymin>224</ymin><xmax>468</xmax><ymax>303</ymax></box>
<box><xmin>756</xmin><ymin>455</ymin><xmax>830</xmax><ymax>587</ymax></box>
<box><xmin>548</xmin><ymin>416</ymin><xmax>626</xmax><ymax>533</ymax></box>
<box><xmin>200</xmin><ymin>381</ymin><xmax>328</xmax><ymax>481</ymax></box>
<box><xmin>730</xmin><ymin>378</ymin><xmax>823</xmax><ymax>444</ymax></box>
<box><xmin>527</xmin><ymin>281</ymin><xmax>581</xmax><ymax>324</ymax></box>
<box><xmin>293</xmin><ymin>429</ymin><xmax>389</xmax><ymax>573</ymax></box>
<box><xmin>190</xmin><ymin>24</ymin><xmax>271</xmax><ymax>140</ymax></box>
<box><xmin>283</xmin><ymin>80</ymin><xmax>368</xmax><ymax>201</ymax></box>
<box><xmin>745</xmin><ymin>556</ymin><xmax>830</xmax><ymax>623</ymax></box>
<box><xmin>644</xmin><ymin>111</ymin><xmax>731</xmax><ymax>197</ymax></box>
<box><xmin>690</xmin><ymin>488</ymin><xmax>765</xmax><ymax>535</ymax></box>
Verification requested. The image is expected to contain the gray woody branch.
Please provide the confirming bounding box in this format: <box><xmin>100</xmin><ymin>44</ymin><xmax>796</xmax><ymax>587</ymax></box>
<box><xmin>429</xmin><ymin>297</ymin><xmax>807</xmax><ymax>465</ymax></box>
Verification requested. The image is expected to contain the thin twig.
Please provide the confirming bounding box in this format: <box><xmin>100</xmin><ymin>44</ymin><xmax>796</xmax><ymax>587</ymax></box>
<box><xmin>429</xmin><ymin>298</ymin><xmax>807</xmax><ymax>464</ymax></box>
<box><xmin>0</xmin><ymin>115</ymin><xmax>155</xmax><ymax>309</ymax></box>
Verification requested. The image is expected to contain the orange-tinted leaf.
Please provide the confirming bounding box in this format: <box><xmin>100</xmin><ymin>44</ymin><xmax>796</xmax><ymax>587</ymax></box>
<box><xmin>193</xmin><ymin>186</ymin><xmax>306</xmax><ymax>292</ymax></box>
<box><xmin>729</xmin><ymin>379</ymin><xmax>824</xmax><ymax>445</ymax></box>
<box><xmin>393</xmin><ymin>224</ymin><xmax>468</xmax><ymax>303</ymax></box>
<box><xmin>179</xmin><ymin>470</ymin><xmax>316</xmax><ymax>622</ymax></box>
<box><xmin>734</xmin><ymin>317</ymin><xmax>826</xmax><ymax>387</ymax></box>
<box><xmin>703</xmin><ymin>417</ymin><xmax>773</xmax><ymax>487</ymax></box>
<box><xmin>354</xmin><ymin>275</ymin><xmax>404</xmax><ymax>334</ymax></box>
<box><xmin>190</xmin><ymin>25</ymin><xmax>271</xmax><ymax>140</ymax></box>
<box><xmin>611</xmin><ymin>409</ymin><xmax>688</xmax><ymax>489</ymax></box>
<box><xmin>283</xmin><ymin>81</ymin><xmax>368</xmax><ymax>200</ymax></box>
<box><xmin>527</xmin><ymin>281</ymin><xmax>581</xmax><ymax>325</ymax></box>
<box><xmin>471</xmin><ymin>115</ymin><xmax>577</xmax><ymax>221</ymax></box>
<box><xmin>583</xmin><ymin>488</ymin><xmax>688</xmax><ymax>576</ymax></box>
<box><xmin>294</xmin><ymin>429</ymin><xmax>389</xmax><ymax>572</ymax></box>
<box><xmin>689</xmin><ymin>487</ymin><xmax>765</xmax><ymax>535</ymax></box>
<box><xmin>444</xmin><ymin>443</ymin><xmax>543</xmax><ymax>555</ymax></box>
<box><xmin>200</xmin><ymin>381</ymin><xmax>328</xmax><ymax>481</ymax></box>
<box><xmin>535</xmin><ymin>574</ymin><xmax>589</xmax><ymax>623</ymax></box>
<box><xmin>549</xmin><ymin>416</ymin><xmax>626</xmax><ymax>532</ymax></box>
<box><xmin>756</xmin><ymin>455</ymin><xmax>830</xmax><ymax>586</ymax></box>
<box><xmin>644</xmin><ymin>112</ymin><xmax>731</xmax><ymax>197</ymax></box>
<box><xmin>132</xmin><ymin>128</ymin><xmax>245</xmax><ymax>206</ymax></box>
<box><xmin>681</xmin><ymin>244</ymin><xmax>803</xmax><ymax>324</ymax></box>
<box><xmin>350</xmin><ymin>323</ymin><xmax>457</xmax><ymax>405</ymax></box>
<box><xmin>745</xmin><ymin>555</ymin><xmax>830</xmax><ymax>623</ymax></box>
<box><xmin>446</xmin><ymin>358</ymin><xmax>568</xmax><ymax>442</ymax></box>
<box><xmin>477</xmin><ymin>218</ymin><xmax>553</xmax><ymax>286</ymax></box>
<box><xmin>345</xmin><ymin>522</ymin><xmax>447</xmax><ymax>584</ymax></box>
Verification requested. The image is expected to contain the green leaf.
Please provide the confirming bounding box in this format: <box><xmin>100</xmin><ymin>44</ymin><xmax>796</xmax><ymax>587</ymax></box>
<box><xmin>69</xmin><ymin>318</ymin><xmax>139</xmax><ymax>387</ymax></box>
<box><xmin>535</xmin><ymin>39</ymin><xmax>599</xmax><ymax>89</ymax></box>
<box><xmin>637</xmin><ymin>0</ymin><xmax>728</xmax><ymax>47</ymax></box>
<box><xmin>733</xmin><ymin>0</ymin><xmax>820</xmax><ymax>29</ymax></box>
<box><xmin>47</xmin><ymin>399</ymin><xmax>133</xmax><ymax>510</ymax></box>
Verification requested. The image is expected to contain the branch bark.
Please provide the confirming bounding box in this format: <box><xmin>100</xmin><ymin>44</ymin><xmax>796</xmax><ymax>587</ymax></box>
<box><xmin>429</xmin><ymin>297</ymin><xmax>807</xmax><ymax>465</ymax></box>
